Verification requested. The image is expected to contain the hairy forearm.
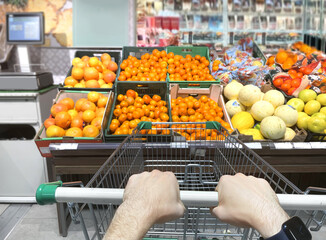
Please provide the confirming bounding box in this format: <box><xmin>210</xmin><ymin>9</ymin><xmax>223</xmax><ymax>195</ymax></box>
<box><xmin>253</xmin><ymin>202</ymin><xmax>290</xmax><ymax>238</ymax></box>
<box><xmin>104</xmin><ymin>202</ymin><xmax>153</xmax><ymax>240</ymax></box>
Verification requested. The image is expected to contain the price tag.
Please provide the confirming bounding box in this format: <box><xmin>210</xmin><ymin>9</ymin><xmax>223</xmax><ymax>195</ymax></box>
<box><xmin>293</xmin><ymin>142</ymin><xmax>312</xmax><ymax>149</ymax></box>
<box><xmin>310</xmin><ymin>142</ymin><xmax>326</xmax><ymax>149</ymax></box>
<box><xmin>170</xmin><ymin>142</ymin><xmax>188</xmax><ymax>148</ymax></box>
<box><xmin>225</xmin><ymin>143</ymin><xmax>243</xmax><ymax>149</ymax></box>
<box><xmin>245</xmin><ymin>142</ymin><xmax>262</xmax><ymax>149</ymax></box>
<box><xmin>57</xmin><ymin>143</ymin><xmax>78</xmax><ymax>150</ymax></box>
<box><xmin>274</xmin><ymin>142</ymin><xmax>293</xmax><ymax>149</ymax></box>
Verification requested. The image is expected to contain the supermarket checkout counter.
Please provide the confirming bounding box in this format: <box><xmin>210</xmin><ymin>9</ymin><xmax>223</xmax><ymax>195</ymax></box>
<box><xmin>0</xmin><ymin>71</ymin><xmax>57</xmax><ymax>202</ymax></box>
<box><xmin>46</xmin><ymin>141</ymin><xmax>326</xmax><ymax>236</ymax></box>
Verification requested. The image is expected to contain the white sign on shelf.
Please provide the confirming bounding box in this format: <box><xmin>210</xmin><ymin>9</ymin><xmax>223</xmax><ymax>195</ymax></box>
<box><xmin>293</xmin><ymin>142</ymin><xmax>312</xmax><ymax>149</ymax></box>
<box><xmin>245</xmin><ymin>142</ymin><xmax>262</xmax><ymax>149</ymax></box>
<box><xmin>57</xmin><ymin>143</ymin><xmax>79</xmax><ymax>150</ymax></box>
<box><xmin>274</xmin><ymin>142</ymin><xmax>293</xmax><ymax>149</ymax></box>
<box><xmin>310</xmin><ymin>142</ymin><xmax>326</xmax><ymax>149</ymax></box>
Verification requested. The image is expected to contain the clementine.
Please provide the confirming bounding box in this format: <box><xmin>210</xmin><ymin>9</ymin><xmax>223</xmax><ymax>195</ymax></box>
<box><xmin>51</xmin><ymin>103</ymin><xmax>68</xmax><ymax>117</ymax></box>
<box><xmin>65</xmin><ymin>127</ymin><xmax>83</xmax><ymax>137</ymax></box>
<box><xmin>55</xmin><ymin>111</ymin><xmax>72</xmax><ymax>129</ymax></box>
<box><xmin>83</xmin><ymin>125</ymin><xmax>99</xmax><ymax>137</ymax></box>
<box><xmin>59</xmin><ymin>97</ymin><xmax>75</xmax><ymax>110</ymax></box>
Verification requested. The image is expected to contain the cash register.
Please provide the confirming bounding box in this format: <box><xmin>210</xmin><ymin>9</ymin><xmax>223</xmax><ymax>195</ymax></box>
<box><xmin>0</xmin><ymin>12</ymin><xmax>53</xmax><ymax>90</ymax></box>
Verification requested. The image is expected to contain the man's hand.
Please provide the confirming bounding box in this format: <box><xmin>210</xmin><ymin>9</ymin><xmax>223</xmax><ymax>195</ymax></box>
<box><xmin>211</xmin><ymin>173</ymin><xmax>289</xmax><ymax>239</ymax></box>
<box><xmin>105</xmin><ymin>170</ymin><xmax>185</xmax><ymax>240</ymax></box>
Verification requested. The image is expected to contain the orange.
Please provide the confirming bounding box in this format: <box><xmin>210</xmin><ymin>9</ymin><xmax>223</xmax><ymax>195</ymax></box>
<box><xmin>82</xmin><ymin>110</ymin><xmax>96</xmax><ymax>123</ymax></box>
<box><xmin>110</xmin><ymin>122</ymin><xmax>119</xmax><ymax>132</ymax></box>
<box><xmin>71</xmin><ymin>67</ymin><xmax>84</xmax><ymax>80</ymax></box>
<box><xmin>276</xmin><ymin>51</ymin><xmax>288</xmax><ymax>64</ymax></box>
<box><xmin>88</xmin><ymin>57</ymin><xmax>100</xmax><ymax>67</ymax></box>
<box><xmin>81</xmin><ymin>101</ymin><xmax>96</xmax><ymax>112</ymax></box>
<box><xmin>72</xmin><ymin>57</ymin><xmax>82</xmax><ymax>66</ymax></box>
<box><xmin>101</xmin><ymin>53</ymin><xmax>111</xmax><ymax>62</ymax></box>
<box><xmin>84</xmin><ymin>67</ymin><xmax>99</xmax><ymax>81</ymax></box>
<box><xmin>75</xmin><ymin>61</ymin><xmax>86</xmax><ymax>69</ymax></box>
<box><xmin>85</xmin><ymin>80</ymin><xmax>100</xmax><ymax>88</ymax></box>
<box><xmin>83</xmin><ymin>125</ymin><xmax>99</xmax><ymax>137</ymax></box>
<box><xmin>113</xmin><ymin>109</ymin><xmax>122</xmax><ymax>117</ymax></box>
<box><xmin>117</xmin><ymin>94</ymin><xmax>125</xmax><ymax>102</ymax></box>
<box><xmin>46</xmin><ymin>125</ymin><xmax>65</xmax><ymax>138</ymax></box>
<box><xmin>67</xmin><ymin>109</ymin><xmax>78</xmax><ymax>119</ymax></box>
<box><xmin>65</xmin><ymin>127</ymin><xmax>83</xmax><ymax>137</ymax></box>
<box><xmin>75</xmin><ymin>98</ymin><xmax>87</xmax><ymax>112</ymax></box>
<box><xmin>87</xmin><ymin>91</ymin><xmax>100</xmax><ymax>103</ymax></box>
<box><xmin>71</xmin><ymin>117</ymin><xmax>84</xmax><ymax>129</ymax></box>
<box><xmin>97</xmin><ymin>96</ymin><xmax>108</xmax><ymax>108</ymax></box>
<box><xmin>103</xmin><ymin>71</ymin><xmax>116</xmax><ymax>83</ymax></box>
<box><xmin>126</xmin><ymin>89</ymin><xmax>137</xmax><ymax>98</ymax></box>
<box><xmin>50</xmin><ymin>103</ymin><xmax>68</xmax><ymax>117</ymax></box>
<box><xmin>143</xmin><ymin>95</ymin><xmax>151</xmax><ymax>104</ymax></box>
<box><xmin>91</xmin><ymin>117</ymin><xmax>103</xmax><ymax>130</ymax></box>
<box><xmin>59</xmin><ymin>97</ymin><xmax>74</xmax><ymax>110</ymax></box>
<box><xmin>64</xmin><ymin>76</ymin><xmax>78</xmax><ymax>87</ymax></box>
<box><xmin>106</xmin><ymin>61</ymin><xmax>118</xmax><ymax>72</ymax></box>
<box><xmin>44</xmin><ymin>118</ymin><xmax>55</xmax><ymax>129</ymax></box>
<box><xmin>55</xmin><ymin>111</ymin><xmax>72</xmax><ymax>129</ymax></box>
<box><xmin>273</xmin><ymin>78</ymin><xmax>283</xmax><ymax>88</ymax></box>
<box><xmin>152</xmin><ymin>95</ymin><xmax>161</xmax><ymax>102</ymax></box>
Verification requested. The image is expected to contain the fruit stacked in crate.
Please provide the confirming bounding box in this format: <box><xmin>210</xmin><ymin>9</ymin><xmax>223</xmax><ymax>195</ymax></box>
<box><xmin>109</xmin><ymin>89</ymin><xmax>170</xmax><ymax>135</ymax></box>
<box><xmin>35</xmin><ymin>91</ymin><xmax>113</xmax><ymax>157</ymax></box>
<box><xmin>45</xmin><ymin>91</ymin><xmax>110</xmax><ymax>137</ymax></box>
<box><xmin>64</xmin><ymin>53</ymin><xmax>119</xmax><ymax>89</ymax></box>
<box><xmin>170</xmin><ymin>84</ymin><xmax>233</xmax><ymax>141</ymax></box>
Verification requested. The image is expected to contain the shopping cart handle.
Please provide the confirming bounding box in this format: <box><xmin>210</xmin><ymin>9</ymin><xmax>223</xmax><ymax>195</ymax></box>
<box><xmin>36</xmin><ymin>186</ymin><xmax>326</xmax><ymax>211</ymax></box>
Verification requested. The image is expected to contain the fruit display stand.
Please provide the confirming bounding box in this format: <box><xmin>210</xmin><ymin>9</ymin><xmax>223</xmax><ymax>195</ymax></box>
<box><xmin>35</xmin><ymin>45</ymin><xmax>326</xmax><ymax>236</ymax></box>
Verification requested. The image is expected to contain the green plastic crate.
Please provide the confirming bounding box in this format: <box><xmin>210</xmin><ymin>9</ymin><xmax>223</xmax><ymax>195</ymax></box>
<box><xmin>104</xmin><ymin>81</ymin><xmax>171</xmax><ymax>142</ymax></box>
<box><xmin>116</xmin><ymin>46</ymin><xmax>167</xmax><ymax>83</ymax></box>
<box><xmin>166</xmin><ymin>46</ymin><xmax>219</xmax><ymax>88</ymax></box>
<box><xmin>59</xmin><ymin>50</ymin><xmax>122</xmax><ymax>92</ymax></box>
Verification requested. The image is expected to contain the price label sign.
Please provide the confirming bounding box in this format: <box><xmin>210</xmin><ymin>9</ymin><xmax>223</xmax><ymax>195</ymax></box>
<box><xmin>245</xmin><ymin>142</ymin><xmax>262</xmax><ymax>149</ymax></box>
<box><xmin>310</xmin><ymin>142</ymin><xmax>326</xmax><ymax>149</ymax></box>
<box><xmin>293</xmin><ymin>142</ymin><xmax>312</xmax><ymax>149</ymax></box>
<box><xmin>274</xmin><ymin>142</ymin><xmax>293</xmax><ymax>149</ymax></box>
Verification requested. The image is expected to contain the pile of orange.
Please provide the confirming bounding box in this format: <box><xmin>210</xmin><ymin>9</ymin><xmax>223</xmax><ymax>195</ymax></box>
<box><xmin>273</xmin><ymin>69</ymin><xmax>303</xmax><ymax>95</ymax></box>
<box><xmin>275</xmin><ymin>50</ymin><xmax>298</xmax><ymax>70</ymax></box>
<box><xmin>171</xmin><ymin>95</ymin><xmax>232</xmax><ymax>140</ymax></box>
<box><xmin>64</xmin><ymin>53</ymin><xmax>118</xmax><ymax>88</ymax></box>
<box><xmin>118</xmin><ymin>49</ymin><xmax>215</xmax><ymax>82</ymax></box>
<box><xmin>212</xmin><ymin>60</ymin><xmax>221</xmax><ymax>72</ymax></box>
<box><xmin>44</xmin><ymin>92</ymin><xmax>108</xmax><ymax>138</ymax></box>
<box><xmin>109</xmin><ymin>89</ymin><xmax>170</xmax><ymax>135</ymax></box>
<box><xmin>292</xmin><ymin>41</ymin><xmax>318</xmax><ymax>55</ymax></box>
<box><xmin>118</xmin><ymin>49</ymin><xmax>167</xmax><ymax>81</ymax></box>
<box><xmin>167</xmin><ymin>53</ymin><xmax>215</xmax><ymax>82</ymax></box>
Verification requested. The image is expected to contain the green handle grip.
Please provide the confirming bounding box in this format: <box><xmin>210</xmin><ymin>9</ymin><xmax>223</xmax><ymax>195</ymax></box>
<box><xmin>36</xmin><ymin>181</ymin><xmax>62</xmax><ymax>205</ymax></box>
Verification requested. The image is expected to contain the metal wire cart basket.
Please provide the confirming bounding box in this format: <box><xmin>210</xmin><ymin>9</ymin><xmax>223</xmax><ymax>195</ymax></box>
<box><xmin>36</xmin><ymin>121</ymin><xmax>326</xmax><ymax>240</ymax></box>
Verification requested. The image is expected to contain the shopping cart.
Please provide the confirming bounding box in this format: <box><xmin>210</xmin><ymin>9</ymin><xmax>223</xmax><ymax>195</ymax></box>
<box><xmin>36</xmin><ymin>121</ymin><xmax>326</xmax><ymax>240</ymax></box>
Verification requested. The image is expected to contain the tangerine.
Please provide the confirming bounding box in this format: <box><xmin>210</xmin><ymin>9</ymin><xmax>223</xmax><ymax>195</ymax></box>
<box><xmin>97</xmin><ymin>96</ymin><xmax>108</xmax><ymax>108</ymax></box>
<box><xmin>85</xmin><ymin>80</ymin><xmax>100</xmax><ymax>88</ymax></box>
<box><xmin>64</xmin><ymin>76</ymin><xmax>78</xmax><ymax>87</ymax></box>
<box><xmin>91</xmin><ymin>117</ymin><xmax>103</xmax><ymax>130</ymax></box>
<box><xmin>59</xmin><ymin>98</ymin><xmax>74</xmax><ymax>110</ymax></box>
<box><xmin>82</xmin><ymin>110</ymin><xmax>96</xmax><ymax>123</ymax></box>
<box><xmin>84</xmin><ymin>67</ymin><xmax>99</xmax><ymax>81</ymax></box>
<box><xmin>71</xmin><ymin>117</ymin><xmax>84</xmax><ymax>129</ymax></box>
<box><xmin>46</xmin><ymin>125</ymin><xmax>65</xmax><ymax>138</ymax></box>
<box><xmin>51</xmin><ymin>103</ymin><xmax>68</xmax><ymax>117</ymax></box>
<box><xmin>71</xmin><ymin>67</ymin><xmax>84</xmax><ymax>80</ymax></box>
<box><xmin>83</xmin><ymin>125</ymin><xmax>99</xmax><ymax>137</ymax></box>
<box><xmin>55</xmin><ymin>111</ymin><xmax>72</xmax><ymax>129</ymax></box>
<box><xmin>44</xmin><ymin>118</ymin><xmax>55</xmax><ymax>129</ymax></box>
<box><xmin>87</xmin><ymin>91</ymin><xmax>100</xmax><ymax>103</ymax></box>
<box><xmin>65</xmin><ymin>127</ymin><xmax>83</xmax><ymax>137</ymax></box>
<box><xmin>75</xmin><ymin>98</ymin><xmax>87</xmax><ymax>112</ymax></box>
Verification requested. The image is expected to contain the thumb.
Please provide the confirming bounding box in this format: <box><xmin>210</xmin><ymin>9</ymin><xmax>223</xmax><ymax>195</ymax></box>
<box><xmin>210</xmin><ymin>205</ymin><xmax>226</xmax><ymax>221</ymax></box>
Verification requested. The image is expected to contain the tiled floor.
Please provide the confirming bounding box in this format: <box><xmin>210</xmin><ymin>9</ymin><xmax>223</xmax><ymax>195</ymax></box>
<box><xmin>1</xmin><ymin>204</ymin><xmax>326</xmax><ymax>239</ymax></box>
